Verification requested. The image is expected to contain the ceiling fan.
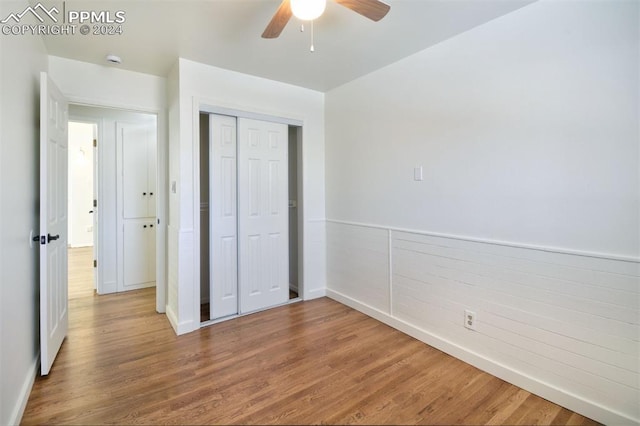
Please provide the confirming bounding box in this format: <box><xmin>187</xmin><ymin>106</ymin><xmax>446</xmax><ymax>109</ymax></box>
<box><xmin>262</xmin><ymin>0</ymin><xmax>391</xmax><ymax>39</ymax></box>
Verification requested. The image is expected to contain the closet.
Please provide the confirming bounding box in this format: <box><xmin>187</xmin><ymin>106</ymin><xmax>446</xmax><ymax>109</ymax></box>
<box><xmin>117</xmin><ymin>122</ymin><xmax>157</xmax><ymax>291</ymax></box>
<box><xmin>204</xmin><ymin>113</ymin><xmax>298</xmax><ymax>321</ymax></box>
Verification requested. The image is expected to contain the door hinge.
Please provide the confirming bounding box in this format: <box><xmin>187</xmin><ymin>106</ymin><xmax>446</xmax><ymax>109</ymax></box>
<box><xmin>93</xmin><ymin>259</ymin><xmax>97</xmax><ymax>268</ymax></box>
<box><xmin>93</xmin><ymin>199</ymin><xmax>97</xmax><ymax>208</ymax></box>
<box><xmin>93</xmin><ymin>139</ymin><xmax>97</xmax><ymax>147</ymax></box>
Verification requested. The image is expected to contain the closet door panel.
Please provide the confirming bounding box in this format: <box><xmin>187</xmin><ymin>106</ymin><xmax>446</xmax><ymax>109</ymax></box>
<box><xmin>147</xmin><ymin>125</ymin><xmax>157</xmax><ymax>217</ymax></box>
<box><xmin>238</xmin><ymin>118</ymin><xmax>288</xmax><ymax>314</ymax></box>
<box><xmin>117</xmin><ymin>120</ymin><xmax>157</xmax><ymax>293</ymax></box>
<box><xmin>123</xmin><ymin>220</ymin><xmax>152</xmax><ymax>289</ymax></box>
<box><xmin>120</xmin><ymin>125</ymin><xmax>148</xmax><ymax>219</ymax></box>
<box><xmin>210</xmin><ymin>114</ymin><xmax>238</xmax><ymax>319</ymax></box>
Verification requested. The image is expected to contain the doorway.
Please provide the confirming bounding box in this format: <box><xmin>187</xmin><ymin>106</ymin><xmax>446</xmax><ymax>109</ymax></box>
<box><xmin>199</xmin><ymin>113</ymin><xmax>304</xmax><ymax>324</ymax></box>
<box><xmin>67</xmin><ymin>121</ymin><xmax>97</xmax><ymax>300</ymax></box>
<box><xmin>69</xmin><ymin>105</ymin><xmax>161</xmax><ymax>303</ymax></box>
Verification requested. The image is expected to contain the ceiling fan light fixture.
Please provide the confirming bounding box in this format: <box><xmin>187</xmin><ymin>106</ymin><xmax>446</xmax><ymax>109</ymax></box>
<box><xmin>290</xmin><ymin>0</ymin><xmax>326</xmax><ymax>21</ymax></box>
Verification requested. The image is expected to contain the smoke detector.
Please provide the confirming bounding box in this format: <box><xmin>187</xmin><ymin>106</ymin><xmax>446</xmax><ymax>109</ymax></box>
<box><xmin>105</xmin><ymin>54</ymin><xmax>122</xmax><ymax>64</ymax></box>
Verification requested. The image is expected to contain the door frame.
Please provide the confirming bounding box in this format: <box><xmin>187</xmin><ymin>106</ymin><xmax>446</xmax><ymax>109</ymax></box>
<box><xmin>67</xmin><ymin>99</ymin><xmax>168</xmax><ymax>314</ymax></box>
<box><xmin>195</xmin><ymin>100</ymin><xmax>306</xmax><ymax>327</ymax></box>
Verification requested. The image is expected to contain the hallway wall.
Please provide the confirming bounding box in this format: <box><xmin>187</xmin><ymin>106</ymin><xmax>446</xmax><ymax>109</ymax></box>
<box><xmin>0</xmin><ymin>2</ymin><xmax>49</xmax><ymax>423</ymax></box>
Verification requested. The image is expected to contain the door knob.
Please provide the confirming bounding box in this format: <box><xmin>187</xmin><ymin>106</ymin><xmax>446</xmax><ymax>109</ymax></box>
<box><xmin>143</xmin><ymin>225</ymin><xmax>147</xmax><ymax>228</ymax></box>
<box><xmin>143</xmin><ymin>192</ymin><xmax>147</xmax><ymax>196</ymax></box>
<box><xmin>47</xmin><ymin>233</ymin><xmax>60</xmax><ymax>243</ymax></box>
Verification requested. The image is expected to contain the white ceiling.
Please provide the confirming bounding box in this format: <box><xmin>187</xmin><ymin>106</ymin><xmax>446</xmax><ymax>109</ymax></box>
<box><xmin>40</xmin><ymin>0</ymin><xmax>535</xmax><ymax>92</ymax></box>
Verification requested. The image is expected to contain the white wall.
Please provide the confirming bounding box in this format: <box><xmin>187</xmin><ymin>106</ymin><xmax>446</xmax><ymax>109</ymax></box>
<box><xmin>48</xmin><ymin>57</ymin><xmax>166</xmax><ymax>113</ymax></box>
<box><xmin>325</xmin><ymin>0</ymin><xmax>639</xmax><ymax>424</ymax></box>
<box><xmin>168</xmin><ymin>58</ymin><xmax>326</xmax><ymax>334</ymax></box>
<box><xmin>49</xmin><ymin>56</ymin><xmax>168</xmax><ymax>312</ymax></box>
<box><xmin>166</xmin><ymin>61</ymin><xmax>181</xmax><ymax>327</ymax></box>
<box><xmin>0</xmin><ymin>2</ymin><xmax>48</xmax><ymax>422</ymax></box>
<box><xmin>326</xmin><ymin>0</ymin><xmax>639</xmax><ymax>259</ymax></box>
<box><xmin>68</xmin><ymin>122</ymin><xmax>95</xmax><ymax>248</ymax></box>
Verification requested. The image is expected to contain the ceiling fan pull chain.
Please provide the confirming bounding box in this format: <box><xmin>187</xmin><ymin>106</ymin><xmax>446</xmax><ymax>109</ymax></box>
<box><xmin>310</xmin><ymin>20</ymin><xmax>315</xmax><ymax>52</ymax></box>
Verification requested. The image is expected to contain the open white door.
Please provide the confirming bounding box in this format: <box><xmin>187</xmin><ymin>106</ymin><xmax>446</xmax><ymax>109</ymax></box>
<box><xmin>39</xmin><ymin>72</ymin><xmax>69</xmax><ymax>375</ymax></box>
<box><xmin>238</xmin><ymin>118</ymin><xmax>289</xmax><ymax>314</ymax></box>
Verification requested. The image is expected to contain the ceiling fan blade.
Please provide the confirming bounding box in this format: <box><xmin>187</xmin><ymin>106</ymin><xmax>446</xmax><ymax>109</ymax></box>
<box><xmin>262</xmin><ymin>0</ymin><xmax>292</xmax><ymax>39</ymax></box>
<box><xmin>333</xmin><ymin>0</ymin><xmax>390</xmax><ymax>21</ymax></box>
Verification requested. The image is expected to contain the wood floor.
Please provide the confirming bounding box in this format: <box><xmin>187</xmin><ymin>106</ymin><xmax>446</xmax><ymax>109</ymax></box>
<box><xmin>67</xmin><ymin>246</ymin><xmax>95</xmax><ymax>300</ymax></box>
<box><xmin>21</xmin><ymin>250</ymin><xmax>599</xmax><ymax>425</ymax></box>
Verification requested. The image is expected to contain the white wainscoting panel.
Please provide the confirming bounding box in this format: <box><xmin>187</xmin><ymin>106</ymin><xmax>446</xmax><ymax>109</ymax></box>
<box><xmin>326</xmin><ymin>220</ymin><xmax>640</xmax><ymax>425</ymax></box>
<box><xmin>327</xmin><ymin>222</ymin><xmax>390</xmax><ymax>314</ymax></box>
<box><xmin>304</xmin><ymin>219</ymin><xmax>328</xmax><ymax>300</ymax></box>
<box><xmin>166</xmin><ymin>223</ymin><xmax>180</xmax><ymax>332</ymax></box>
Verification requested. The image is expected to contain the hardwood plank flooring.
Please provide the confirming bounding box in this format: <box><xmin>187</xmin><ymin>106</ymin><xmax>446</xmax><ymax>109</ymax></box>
<box><xmin>68</xmin><ymin>246</ymin><xmax>95</xmax><ymax>300</ymax></box>
<box><xmin>22</xmin><ymin>265</ymin><xmax>599</xmax><ymax>424</ymax></box>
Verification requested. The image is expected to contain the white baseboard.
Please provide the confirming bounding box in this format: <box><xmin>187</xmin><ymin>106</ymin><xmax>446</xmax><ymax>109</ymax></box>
<box><xmin>166</xmin><ymin>304</ymin><xmax>194</xmax><ymax>335</ymax></box>
<box><xmin>119</xmin><ymin>281</ymin><xmax>156</xmax><ymax>292</ymax></box>
<box><xmin>305</xmin><ymin>287</ymin><xmax>326</xmax><ymax>300</ymax></box>
<box><xmin>326</xmin><ymin>288</ymin><xmax>637</xmax><ymax>426</ymax></box>
<box><xmin>68</xmin><ymin>243</ymin><xmax>93</xmax><ymax>249</ymax></box>
<box><xmin>98</xmin><ymin>280</ymin><xmax>117</xmax><ymax>295</ymax></box>
<box><xmin>8</xmin><ymin>354</ymin><xmax>39</xmax><ymax>425</ymax></box>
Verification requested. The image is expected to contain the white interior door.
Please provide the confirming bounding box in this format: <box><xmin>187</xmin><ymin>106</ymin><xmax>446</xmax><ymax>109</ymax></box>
<box><xmin>39</xmin><ymin>72</ymin><xmax>69</xmax><ymax>376</ymax></box>
<box><xmin>209</xmin><ymin>114</ymin><xmax>238</xmax><ymax>319</ymax></box>
<box><xmin>238</xmin><ymin>118</ymin><xmax>289</xmax><ymax>314</ymax></box>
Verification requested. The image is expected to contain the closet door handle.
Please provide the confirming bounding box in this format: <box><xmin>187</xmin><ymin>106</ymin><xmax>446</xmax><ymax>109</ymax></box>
<box><xmin>47</xmin><ymin>233</ymin><xmax>60</xmax><ymax>243</ymax></box>
<box><xmin>149</xmin><ymin>192</ymin><xmax>153</xmax><ymax>196</ymax></box>
<box><xmin>143</xmin><ymin>192</ymin><xmax>147</xmax><ymax>196</ymax></box>
<box><xmin>150</xmin><ymin>224</ymin><xmax>154</xmax><ymax>228</ymax></box>
<box><xmin>143</xmin><ymin>225</ymin><xmax>147</xmax><ymax>228</ymax></box>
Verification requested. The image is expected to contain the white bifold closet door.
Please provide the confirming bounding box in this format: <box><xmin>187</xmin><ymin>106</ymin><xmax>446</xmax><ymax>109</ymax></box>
<box><xmin>209</xmin><ymin>115</ymin><xmax>289</xmax><ymax>320</ymax></box>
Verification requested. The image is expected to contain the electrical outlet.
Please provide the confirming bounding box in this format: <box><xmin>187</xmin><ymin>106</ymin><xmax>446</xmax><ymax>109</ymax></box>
<box><xmin>464</xmin><ymin>309</ymin><xmax>476</xmax><ymax>330</ymax></box>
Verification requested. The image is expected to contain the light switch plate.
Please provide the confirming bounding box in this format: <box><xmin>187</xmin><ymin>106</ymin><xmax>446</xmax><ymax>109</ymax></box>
<box><xmin>414</xmin><ymin>166</ymin><xmax>423</xmax><ymax>181</ymax></box>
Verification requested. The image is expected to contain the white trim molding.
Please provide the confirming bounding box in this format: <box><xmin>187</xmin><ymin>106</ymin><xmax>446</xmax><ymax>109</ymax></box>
<box><xmin>326</xmin><ymin>219</ymin><xmax>640</xmax><ymax>264</ymax></box>
<box><xmin>9</xmin><ymin>354</ymin><xmax>39</xmax><ymax>426</ymax></box>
